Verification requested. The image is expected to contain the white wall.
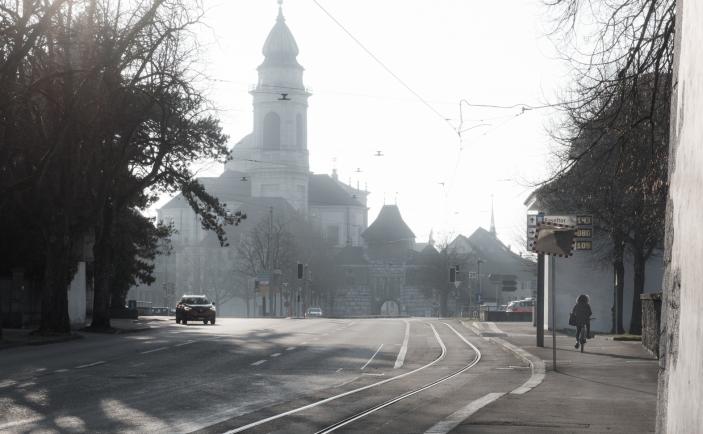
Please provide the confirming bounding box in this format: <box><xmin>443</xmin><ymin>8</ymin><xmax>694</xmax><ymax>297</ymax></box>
<box><xmin>661</xmin><ymin>1</ymin><xmax>703</xmax><ymax>431</ymax></box>
<box><xmin>544</xmin><ymin>251</ymin><xmax>663</xmax><ymax>333</ymax></box>
<box><xmin>68</xmin><ymin>262</ymin><xmax>86</xmax><ymax>327</ymax></box>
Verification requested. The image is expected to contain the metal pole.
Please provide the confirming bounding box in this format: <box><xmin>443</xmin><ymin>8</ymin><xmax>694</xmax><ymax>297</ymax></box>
<box><xmin>551</xmin><ymin>255</ymin><xmax>557</xmax><ymax>371</ymax></box>
<box><xmin>536</xmin><ymin>253</ymin><xmax>544</xmax><ymax>347</ymax></box>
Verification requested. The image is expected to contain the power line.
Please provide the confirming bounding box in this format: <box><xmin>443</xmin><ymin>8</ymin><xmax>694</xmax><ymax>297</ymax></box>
<box><xmin>310</xmin><ymin>0</ymin><xmax>456</xmax><ymax>134</ymax></box>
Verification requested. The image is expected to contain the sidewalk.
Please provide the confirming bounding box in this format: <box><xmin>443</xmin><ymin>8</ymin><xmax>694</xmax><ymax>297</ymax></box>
<box><xmin>0</xmin><ymin>316</ymin><xmax>169</xmax><ymax>350</ymax></box>
<box><xmin>456</xmin><ymin>321</ymin><xmax>658</xmax><ymax>433</ymax></box>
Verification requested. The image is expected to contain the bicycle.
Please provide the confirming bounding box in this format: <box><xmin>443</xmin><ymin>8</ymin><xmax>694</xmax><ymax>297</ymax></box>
<box><xmin>576</xmin><ymin>317</ymin><xmax>594</xmax><ymax>352</ymax></box>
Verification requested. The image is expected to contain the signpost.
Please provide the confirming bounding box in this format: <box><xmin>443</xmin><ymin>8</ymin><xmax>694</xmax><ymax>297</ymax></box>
<box><xmin>527</xmin><ymin>212</ymin><xmax>594</xmax><ymax>367</ymax></box>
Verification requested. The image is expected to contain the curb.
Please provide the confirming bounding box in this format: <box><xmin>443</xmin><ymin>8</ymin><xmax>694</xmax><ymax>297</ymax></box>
<box><xmin>462</xmin><ymin>321</ymin><xmax>545</xmax><ymax>395</ymax></box>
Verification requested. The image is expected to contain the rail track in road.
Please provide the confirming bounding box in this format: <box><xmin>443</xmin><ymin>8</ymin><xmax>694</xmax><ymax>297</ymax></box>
<box><xmin>222</xmin><ymin>321</ymin><xmax>482</xmax><ymax>434</ymax></box>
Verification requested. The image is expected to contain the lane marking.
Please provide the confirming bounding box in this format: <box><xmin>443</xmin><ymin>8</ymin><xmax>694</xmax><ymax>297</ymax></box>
<box><xmin>336</xmin><ymin>368</ymin><xmax>343</xmax><ymax>373</ymax></box>
<box><xmin>75</xmin><ymin>361</ymin><xmax>106</xmax><ymax>369</ymax></box>
<box><xmin>174</xmin><ymin>340</ymin><xmax>195</xmax><ymax>347</ymax></box>
<box><xmin>424</xmin><ymin>392</ymin><xmax>505</xmax><ymax>434</ymax></box>
<box><xmin>315</xmin><ymin>323</ymin><xmax>479</xmax><ymax>433</ymax></box>
<box><xmin>301</xmin><ymin>342</ymin><xmax>308</xmax><ymax>345</ymax></box>
<box><xmin>251</xmin><ymin>360</ymin><xmax>267</xmax><ymax>366</ymax></box>
<box><xmin>394</xmin><ymin>319</ymin><xmax>410</xmax><ymax>369</ymax></box>
<box><xmin>286</xmin><ymin>347</ymin><xmax>296</xmax><ymax>351</ymax></box>
<box><xmin>223</xmin><ymin>323</ymin><xmax>447</xmax><ymax>434</ymax></box>
<box><xmin>467</xmin><ymin>322</ymin><xmax>545</xmax><ymax>395</ymax></box>
<box><xmin>54</xmin><ymin>369</ymin><xmax>69</xmax><ymax>374</ymax></box>
<box><xmin>140</xmin><ymin>347</ymin><xmax>167</xmax><ymax>354</ymax></box>
<box><xmin>271</xmin><ymin>353</ymin><xmax>282</xmax><ymax>358</ymax></box>
<box><xmin>361</xmin><ymin>344</ymin><xmax>384</xmax><ymax>370</ymax></box>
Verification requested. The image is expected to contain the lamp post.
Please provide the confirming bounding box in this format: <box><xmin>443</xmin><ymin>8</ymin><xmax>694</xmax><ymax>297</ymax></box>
<box><xmin>477</xmin><ymin>259</ymin><xmax>484</xmax><ymax>305</ymax></box>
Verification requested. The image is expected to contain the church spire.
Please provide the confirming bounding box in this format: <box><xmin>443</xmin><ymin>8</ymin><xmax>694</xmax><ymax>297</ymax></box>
<box><xmin>490</xmin><ymin>195</ymin><xmax>496</xmax><ymax>236</ymax></box>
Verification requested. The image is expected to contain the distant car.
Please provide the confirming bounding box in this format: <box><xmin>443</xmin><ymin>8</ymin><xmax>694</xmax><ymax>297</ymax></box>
<box><xmin>506</xmin><ymin>298</ymin><xmax>534</xmax><ymax>313</ymax></box>
<box><xmin>176</xmin><ymin>295</ymin><xmax>216</xmax><ymax>325</ymax></box>
<box><xmin>305</xmin><ymin>307</ymin><xmax>323</xmax><ymax>318</ymax></box>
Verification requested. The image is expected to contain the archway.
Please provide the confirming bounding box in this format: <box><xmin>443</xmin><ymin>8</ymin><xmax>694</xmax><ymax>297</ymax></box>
<box><xmin>380</xmin><ymin>300</ymin><xmax>400</xmax><ymax>316</ymax></box>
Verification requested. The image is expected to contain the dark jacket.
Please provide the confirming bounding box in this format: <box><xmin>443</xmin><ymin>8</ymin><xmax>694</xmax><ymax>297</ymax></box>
<box><xmin>572</xmin><ymin>300</ymin><xmax>592</xmax><ymax>326</ymax></box>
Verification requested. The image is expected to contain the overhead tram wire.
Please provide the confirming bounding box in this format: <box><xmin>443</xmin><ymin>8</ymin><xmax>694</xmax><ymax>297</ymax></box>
<box><xmin>310</xmin><ymin>0</ymin><xmax>457</xmax><ymax>136</ymax></box>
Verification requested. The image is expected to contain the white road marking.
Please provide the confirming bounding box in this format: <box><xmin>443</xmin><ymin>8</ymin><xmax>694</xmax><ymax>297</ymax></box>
<box><xmin>469</xmin><ymin>322</ymin><xmax>546</xmax><ymax>395</ymax></box>
<box><xmin>174</xmin><ymin>340</ymin><xmax>195</xmax><ymax>347</ymax></box>
<box><xmin>251</xmin><ymin>359</ymin><xmax>267</xmax><ymax>366</ymax></box>
<box><xmin>361</xmin><ymin>344</ymin><xmax>384</xmax><ymax>370</ymax></box>
<box><xmin>75</xmin><ymin>361</ymin><xmax>106</xmax><ymax>369</ymax></box>
<box><xmin>394</xmin><ymin>319</ymin><xmax>410</xmax><ymax>369</ymax></box>
<box><xmin>424</xmin><ymin>392</ymin><xmax>505</xmax><ymax>434</ymax></box>
<box><xmin>0</xmin><ymin>379</ymin><xmax>17</xmax><ymax>388</ymax></box>
<box><xmin>54</xmin><ymin>369</ymin><xmax>69</xmax><ymax>373</ymax></box>
<box><xmin>140</xmin><ymin>346</ymin><xmax>167</xmax><ymax>354</ymax></box>
<box><xmin>223</xmin><ymin>323</ymin><xmax>447</xmax><ymax>434</ymax></box>
<box><xmin>301</xmin><ymin>342</ymin><xmax>308</xmax><ymax>345</ymax></box>
<box><xmin>286</xmin><ymin>347</ymin><xmax>296</xmax><ymax>351</ymax></box>
<box><xmin>316</xmin><ymin>323</ymin><xmax>479</xmax><ymax>433</ymax></box>
<box><xmin>336</xmin><ymin>368</ymin><xmax>343</xmax><ymax>373</ymax></box>
<box><xmin>271</xmin><ymin>353</ymin><xmax>281</xmax><ymax>358</ymax></box>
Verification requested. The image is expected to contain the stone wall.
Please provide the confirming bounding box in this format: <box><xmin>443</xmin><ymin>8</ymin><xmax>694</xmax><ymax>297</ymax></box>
<box><xmin>400</xmin><ymin>286</ymin><xmax>433</xmax><ymax>317</ymax></box>
<box><xmin>657</xmin><ymin>1</ymin><xmax>703</xmax><ymax>431</ymax></box>
<box><xmin>641</xmin><ymin>293</ymin><xmax>662</xmax><ymax>358</ymax></box>
<box><xmin>331</xmin><ymin>286</ymin><xmax>371</xmax><ymax>316</ymax></box>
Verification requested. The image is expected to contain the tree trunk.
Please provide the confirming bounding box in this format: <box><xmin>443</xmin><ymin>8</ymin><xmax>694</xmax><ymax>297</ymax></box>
<box><xmin>91</xmin><ymin>209</ymin><xmax>115</xmax><ymax>330</ymax></box>
<box><xmin>629</xmin><ymin>249</ymin><xmax>647</xmax><ymax>335</ymax></box>
<box><xmin>39</xmin><ymin>240</ymin><xmax>74</xmax><ymax>334</ymax></box>
<box><xmin>614</xmin><ymin>259</ymin><xmax>625</xmax><ymax>333</ymax></box>
<box><xmin>91</xmin><ymin>235</ymin><xmax>113</xmax><ymax>330</ymax></box>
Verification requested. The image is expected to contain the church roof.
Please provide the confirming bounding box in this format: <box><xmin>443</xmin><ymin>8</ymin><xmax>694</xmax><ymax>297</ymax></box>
<box><xmin>160</xmin><ymin>170</ymin><xmax>251</xmax><ymax>210</ymax></box>
<box><xmin>261</xmin><ymin>4</ymin><xmax>301</xmax><ymax>68</ymax></box>
<box><xmin>362</xmin><ymin>205</ymin><xmax>415</xmax><ymax>244</ymax></box>
<box><xmin>449</xmin><ymin>228</ymin><xmax>534</xmax><ymax>269</ymax></box>
<box><xmin>309</xmin><ymin>174</ymin><xmax>364</xmax><ymax>207</ymax></box>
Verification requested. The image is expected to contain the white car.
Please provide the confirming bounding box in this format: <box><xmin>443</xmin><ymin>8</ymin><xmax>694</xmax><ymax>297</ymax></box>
<box><xmin>305</xmin><ymin>307</ymin><xmax>323</xmax><ymax>318</ymax></box>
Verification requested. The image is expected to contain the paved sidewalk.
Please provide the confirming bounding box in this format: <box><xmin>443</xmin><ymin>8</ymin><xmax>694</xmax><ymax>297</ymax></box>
<box><xmin>0</xmin><ymin>316</ymin><xmax>170</xmax><ymax>350</ymax></box>
<box><xmin>455</xmin><ymin>321</ymin><xmax>658</xmax><ymax>433</ymax></box>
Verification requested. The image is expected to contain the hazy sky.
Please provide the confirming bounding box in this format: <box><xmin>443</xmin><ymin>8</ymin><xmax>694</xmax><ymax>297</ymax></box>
<box><xmin>172</xmin><ymin>0</ymin><xmax>569</xmax><ymax>252</ymax></box>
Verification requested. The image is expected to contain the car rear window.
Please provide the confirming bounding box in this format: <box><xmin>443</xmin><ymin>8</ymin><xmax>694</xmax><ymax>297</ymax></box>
<box><xmin>182</xmin><ymin>297</ymin><xmax>209</xmax><ymax>305</ymax></box>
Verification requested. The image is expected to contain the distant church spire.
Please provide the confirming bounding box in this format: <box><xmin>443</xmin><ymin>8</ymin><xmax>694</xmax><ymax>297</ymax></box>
<box><xmin>490</xmin><ymin>195</ymin><xmax>496</xmax><ymax>236</ymax></box>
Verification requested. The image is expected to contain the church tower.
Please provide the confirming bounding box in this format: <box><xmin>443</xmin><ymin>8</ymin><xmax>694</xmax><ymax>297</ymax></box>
<box><xmin>248</xmin><ymin>0</ymin><xmax>310</xmax><ymax>213</ymax></box>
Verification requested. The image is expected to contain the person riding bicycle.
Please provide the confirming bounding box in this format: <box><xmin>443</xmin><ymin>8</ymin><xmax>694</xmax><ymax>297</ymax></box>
<box><xmin>572</xmin><ymin>294</ymin><xmax>592</xmax><ymax>349</ymax></box>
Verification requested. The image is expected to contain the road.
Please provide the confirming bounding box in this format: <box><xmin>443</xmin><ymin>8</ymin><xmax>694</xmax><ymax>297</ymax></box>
<box><xmin>0</xmin><ymin>318</ymin><xmax>533</xmax><ymax>433</ymax></box>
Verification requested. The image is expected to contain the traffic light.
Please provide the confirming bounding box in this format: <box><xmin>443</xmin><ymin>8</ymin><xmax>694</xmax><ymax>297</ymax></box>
<box><xmin>297</xmin><ymin>263</ymin><xmax>304</xmax><ymax>279</ymax></box>
<box><xmin>502</xmin><ymin>277</ymin><xmax>518</xmax><ymax>292</ymax></box>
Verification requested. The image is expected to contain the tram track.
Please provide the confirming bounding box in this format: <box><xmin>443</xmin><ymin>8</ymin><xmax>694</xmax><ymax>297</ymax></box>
<box><xmin>221</xmin><ymin>321</ymin><xmax>481</xmax><ymax>434</ymax></box>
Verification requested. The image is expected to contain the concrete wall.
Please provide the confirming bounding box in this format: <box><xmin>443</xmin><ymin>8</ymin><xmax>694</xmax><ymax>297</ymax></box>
<box><xmin>657</xmin><ymin>1</ymin><xmax>703</xmax><ymax>431</ymax></box>
<box><xmin>68</xmin><ymin>262</ymin><xmax>86</xmax><ymax>327</ymax></box>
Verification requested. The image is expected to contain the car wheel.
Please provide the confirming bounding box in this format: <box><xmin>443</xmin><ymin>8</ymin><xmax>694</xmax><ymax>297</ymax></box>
<box><xmin>176</xmin><ymin>317</ymin><xmax>181</xmax><ymax>324</ymax></box>
<box><xmin>182</xmin><ymin>318</ymin><xmax>187</xmax><ymax>325</ymax></box>
<box><xmin>203</xmin><ymin>320</ymin><xmax>208</xmax><ymax>325</ymax></box>
<box><xmin>211</xmin><ymin>317</ymin><xmax>216</xmax><ymax>325</ymax></box>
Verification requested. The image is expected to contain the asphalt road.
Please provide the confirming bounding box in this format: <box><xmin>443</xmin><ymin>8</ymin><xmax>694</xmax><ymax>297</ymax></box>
<box><xmin>0</xmin><ymin>317</ymin><xmax>531</xmax><ymax>433</ymax></box>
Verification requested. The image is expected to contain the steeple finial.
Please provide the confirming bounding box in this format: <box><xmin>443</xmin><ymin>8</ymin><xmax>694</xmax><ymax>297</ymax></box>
<box><xmin>490</xmin><ymin>194</ymin><xmax>496</xmax><ymax>236</ymax></box>
<box><xmin>277</xmin><ymin>0</ymin><xmax>284</xmax><ymax>20</ymax></box>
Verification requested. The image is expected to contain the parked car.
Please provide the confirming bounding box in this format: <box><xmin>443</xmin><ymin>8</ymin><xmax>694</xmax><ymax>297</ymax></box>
<box><xmin>305</xmin><ymin>307</ymin><xmax>323</xmax><ymax>318</ymax></box>
<box><xmin>176</xmin><ymin>295</ymin><xmax>216</xmax><ymax>325</ymax></box>
<box><xmin>506</xmin><ymin>298</ymin><xmax>534</xmax><ymax>313</ymax></box>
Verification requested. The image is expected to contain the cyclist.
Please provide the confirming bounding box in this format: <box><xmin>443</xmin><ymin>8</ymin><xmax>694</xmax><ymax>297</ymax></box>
<box><xmin>572</xmin><ymin>294</ymin><xmax>592</xmax><ymax>349</ymax></box>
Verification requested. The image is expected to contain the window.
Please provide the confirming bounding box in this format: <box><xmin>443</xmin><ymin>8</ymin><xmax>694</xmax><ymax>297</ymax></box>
<box><xmin>325</xmin><ymin>225</ymin><xmax>340</xmax><ymax>245</ymax></box>
<box><xmin>263</xmin><ymin>112</ymin><xmax>280</xmax><ymax>149</ymax></box>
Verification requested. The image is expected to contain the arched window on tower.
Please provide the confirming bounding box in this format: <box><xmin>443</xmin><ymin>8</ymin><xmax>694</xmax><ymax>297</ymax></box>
<box><xmin>263</xmin><ymin>112</ymin><xmax>281</xmax><ymax>149</ymax></box>
<box><xmin>296</xmin><ymin>113</ymin><xmax>306</xmax><ymax>148</ymax></box>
